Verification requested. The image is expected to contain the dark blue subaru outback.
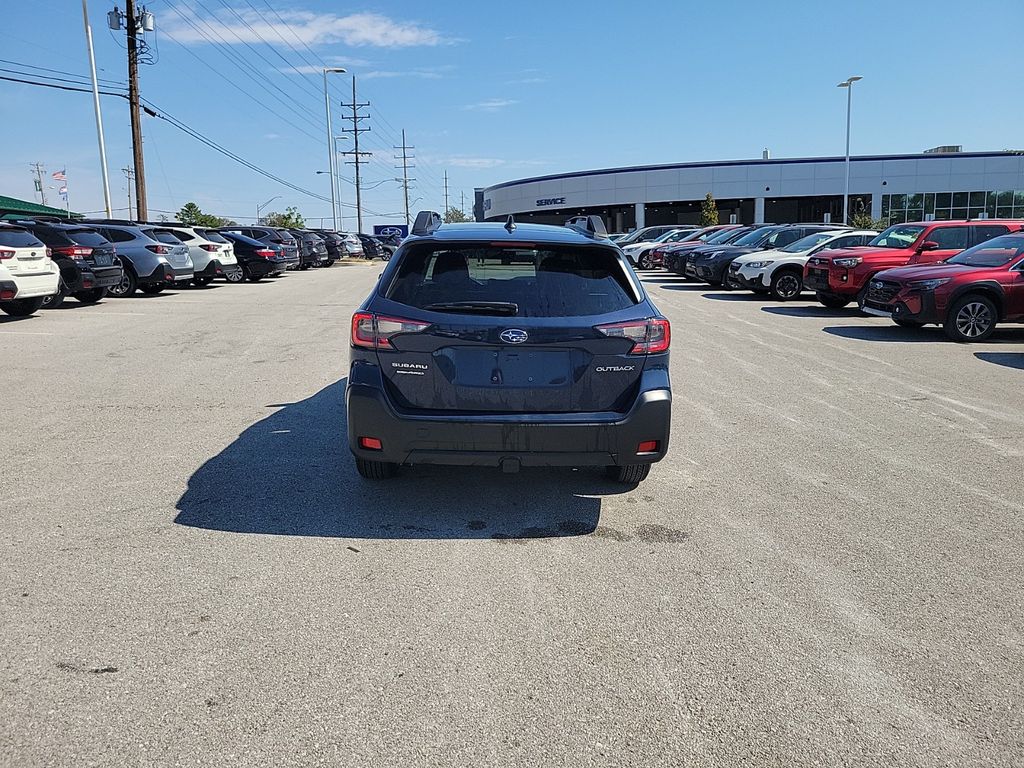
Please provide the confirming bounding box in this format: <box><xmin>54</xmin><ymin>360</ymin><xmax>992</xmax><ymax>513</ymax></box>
<box><xmin>346</xmin><ymin>212</ymin><xmax>671</xmax><ymax>485</ymax></box>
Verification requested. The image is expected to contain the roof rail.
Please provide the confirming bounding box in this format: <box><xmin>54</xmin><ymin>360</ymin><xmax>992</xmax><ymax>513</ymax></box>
<box><xmin>80</xmin><ymin>218</ymin><xmax>140</xmax><ymax>225</ymax></box>
<box><xmin>411</xmin><ymin>210</ymin><xmax>442</xmax><ymax>236</ymax></box>
<box><xmin>565</xmin><ymin>215</ymin><xmax>608</xmax><ymax>238</ymax></box>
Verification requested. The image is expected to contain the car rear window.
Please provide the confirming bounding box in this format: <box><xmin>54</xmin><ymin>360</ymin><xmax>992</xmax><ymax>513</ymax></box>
<box><xmin>196</xmin><ymin>229</ymin><xmax>229</xmax><ymax>243</ymax></box>
<box><xmin>65</xmin><ymin>229</ymin><xmax>110</xmax><ymax>247</ymax></box>
<box><xmin>387</xmin><ymin>244</ymin><xmax>640</xmax><ymax>317</ymax></box>
<box><xmin>148</xmin><ymin>229</ymin><xmax>184</xmax><ymax>245</ymax></box>
<box><xmin>0</xmin><ymin>229</ymin><xmax>45</xmax><ymax>247</ymax></box>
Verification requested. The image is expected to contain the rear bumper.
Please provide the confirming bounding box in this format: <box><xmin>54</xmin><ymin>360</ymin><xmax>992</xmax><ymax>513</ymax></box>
<box><xmin>247</xmin><ymin>258</ymin><xmax>286</xmax><ymax>277</ymax></box>
<box><xmin>346</xmin><ymin>363</ymin><xmax>672</xmax><ymax>468</ymax></box>
<box><xmin>4</xmin><ymin>270</ymin><xmax>59</xmax><ymax>298</ymax></box>
<box><xmin>90</xmin><ymin>264</ymin><xmax>123</xmax><ymax>289</ymax></box>
<box><xmin>194</xmin><ymin>260</ymin><xmax>221</xmax><ymax>279</ymax></box>
<box><xmin>139</xmin><ymin>263</ymin><xmax>175</xmax><ymax>285</ymax></box>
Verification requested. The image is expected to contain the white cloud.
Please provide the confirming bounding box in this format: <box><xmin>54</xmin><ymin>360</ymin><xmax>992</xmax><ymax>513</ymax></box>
<box><xmin>165</xmin><ymin>6</ymin><xmax>448</xmax><ymax>48</ymax></box>
<box><xmin>505</xmin><ymin>77</ymin><xmax>547</xmax><ymax>85</ymax></box>
<box><xmin>363</xmin><ymin>70</ymin><xmax>442</xmax><ymax>80</ymax></box>
<box><xmin>462</xmin><ymin>99</ymin><xmax>518</xmax><ymax>112</ymax></box>
<box><xmin>264</xmin><ymin>133</ymin><xmax>280</xmax><ymax>139</ymax></box>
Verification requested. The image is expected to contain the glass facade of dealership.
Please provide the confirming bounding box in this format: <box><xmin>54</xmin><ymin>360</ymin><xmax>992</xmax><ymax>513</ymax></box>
<box><xmin>882</xmin><ymin>190</ymin><xmax>1024</xmax><ymax>224</ymax></box>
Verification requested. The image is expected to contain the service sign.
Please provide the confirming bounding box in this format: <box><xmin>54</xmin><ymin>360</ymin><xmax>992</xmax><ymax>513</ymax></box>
<box><xmin>536</xmin><ymin>197</ymin><xmax>566</xmax><ymax>207</ymax></box>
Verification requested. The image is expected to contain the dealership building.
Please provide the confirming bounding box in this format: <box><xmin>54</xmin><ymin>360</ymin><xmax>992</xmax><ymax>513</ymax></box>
<box><xmin>476</xmin><ymin>148</ymin><xmax>1024</xmax><ymax>232</ymax></box>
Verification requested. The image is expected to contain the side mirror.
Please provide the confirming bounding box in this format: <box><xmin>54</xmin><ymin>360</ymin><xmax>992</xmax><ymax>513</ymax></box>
<box><xmin>918</xmin><ymin>240</ymin><xmax>940</xmax><ymax>252</ymax></box>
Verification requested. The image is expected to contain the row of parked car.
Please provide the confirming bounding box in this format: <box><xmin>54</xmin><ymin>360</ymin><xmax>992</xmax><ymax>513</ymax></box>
<box><xmin>0</xmin><ymin>216</ymin><xmax>399</xmax><ymax>316</ymax></box>
<box><xmin>617</xmin><ymin>219</ymin><xmax>1024</xmax><ymax>342</ymax></box>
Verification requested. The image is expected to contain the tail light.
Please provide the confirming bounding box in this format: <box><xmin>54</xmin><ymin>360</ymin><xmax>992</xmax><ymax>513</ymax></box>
<box><xmin>52</xmin><ymin>246</ymin><xmax>93</xmax><ymax>260</ymax></box>
<box><xmin>199</xmin><ymin>244</ymin><xmax>219</xmax><ymax>252</ymax></box>
<box><xmin>255</xmin><ymin>248</ymin><xmax>276</xmax><ymax>259</ymax></box>
<box><xmin>351</xmin><ymin>312</ymin><xmax>430</xmax><ymax>349</ymax></box>
<box><xmin>0</xmin><ymin>250</ymin><xmax>15</xmax><ymax>260</ymax></box>
<box><xmin>595</xmin><ymin>317</ymin><xmax>671</xmax><ymax>354</ymax></box>
<box><xmin>145</xmin><ymin>244</ymin><xmax>171</xmax><ymax>254</ymax></box>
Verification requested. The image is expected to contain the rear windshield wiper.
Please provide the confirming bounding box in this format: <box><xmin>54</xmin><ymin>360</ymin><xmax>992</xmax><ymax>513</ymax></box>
<box><xmin>424</xmin><ymin>301</ymin><xmax>519</xmax><ymax>315</ymax></box>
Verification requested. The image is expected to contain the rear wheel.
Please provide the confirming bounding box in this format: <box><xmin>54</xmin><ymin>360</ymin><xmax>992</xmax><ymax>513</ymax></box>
<box><xmin>944</xmin><ymin>294</ymin><xmax>997</xmax><ymax>343</ymax></box>
<box><xmin>140</xmin><ymin>284</ymin><xmax>165</xmax><ymax>295</ymax></box>
<box><xmin>108</xmin><ymin>268</ymin><xmax>137</xmax><ymax>297</ymax></box>
<box><xmin>73</xmin><ymin>287</ymin><xmax>107</xmax><ymax>304</ymax></box>
<box><xmin>355</xmin><ymin>457</ymin><xmax>397</xmax><ymax>480</ymax></box>
<box><xmin>604</xmin><ymin>464</ymin><xmax>651</xmax><ymax>485</ymax></box>
<box><xmin>769</xmin><ymin>270</ymin><xmax>802</xmax><ymax>301</ymax></box>
<box><xmin>0</xmin><ymin>296</ymin><xmax>46</xmax><ymax>317</ymax></box>
<box><xmin>817</xmin><ymin>292</ymin><xmax>851</xmax><ymax>309</ymax></box>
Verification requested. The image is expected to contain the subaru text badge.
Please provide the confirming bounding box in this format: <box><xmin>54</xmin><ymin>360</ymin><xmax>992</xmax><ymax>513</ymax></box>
<box><xmin>499</xmin><ymin>329</ymin><xmax>528</xmax><ymax>344</ymax></box>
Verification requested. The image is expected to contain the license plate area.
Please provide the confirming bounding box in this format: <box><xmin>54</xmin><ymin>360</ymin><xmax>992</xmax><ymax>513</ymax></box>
<box><xmin>438</xmin><ymin>347</ymin><xmax>572</xmax><ymax>388</ymax></box>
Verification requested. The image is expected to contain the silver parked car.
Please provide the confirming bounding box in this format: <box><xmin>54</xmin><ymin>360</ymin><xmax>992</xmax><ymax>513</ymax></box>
<box><xmin>84</xmin><ymin>222</ymin><xmax>192</xmax><ymax>296</ymax></box>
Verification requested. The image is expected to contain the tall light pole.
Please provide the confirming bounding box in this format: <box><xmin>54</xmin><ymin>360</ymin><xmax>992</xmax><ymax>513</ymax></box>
<box><xmin>837</xmin><ymin>75</ymin><xmax>863</xmax><ymax>224</ymax></box>
<box><xmin>81</xmin><ymin>0</ymin><xmax>112</xmax><ymax>216</ymax></box>
<box><xmin>257</xmin><ymin>195</ymin><xmax>280</xmax><ymax>224</ymax></box>
<box><xmin>323</xmin><ymin>67</ymin><xmax>347</xmax><ymax>231</ymax></box>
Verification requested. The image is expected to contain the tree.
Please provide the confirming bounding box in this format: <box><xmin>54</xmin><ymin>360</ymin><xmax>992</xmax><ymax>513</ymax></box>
<box><xmin>178</xmin><ymin>201</ymin><xmax>230</xmax><ymax>227</ymax></box>
<box><xmin>850</xmin><ymin>211</ymin><xmax>887</xmax><ymax>231</ymax></box>
<box><xmin>443</xmin><ymin>206</ymin><xmax>472</xmax><ymax>223</ymax></box>
<box><xmin>699</xmin><ymin>193</ymin><xmax>719</xmax><ymax>226</ymax></box>
<box><xmin>263</xmin><ymin>206</ymin><xmax>305</xmax><ymax>228</ymax></box>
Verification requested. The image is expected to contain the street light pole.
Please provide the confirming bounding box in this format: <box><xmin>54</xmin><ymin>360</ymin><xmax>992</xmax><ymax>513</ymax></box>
<box><xmin>257</xmin><ymin>195</ymin><xmax>280</xmax><ymax>224</ymax></box>
<box><xmin>837</xmin><ymin>75</ymin><xmax>863</xmax><ymax>225</ymax></box>
<box><xmin>323</xmin><ymin>67</ymin><xmax>347</xmax><ymax>231</ymax></box>
<box><xmin>81</xmin><ymin>0</ymin><xmax>112</xmax><ymax>217</ymax></box>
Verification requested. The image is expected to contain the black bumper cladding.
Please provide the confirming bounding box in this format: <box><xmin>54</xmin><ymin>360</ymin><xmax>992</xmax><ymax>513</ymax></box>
<box><xmin>347</xmin><ymin>362</ymin><xmax>671</xmax><ymax>468</ymax></box>
<box><xmin>90</xmin><ymin>265</ymin><xmax>123</xmax><ymax>289</ymax></box>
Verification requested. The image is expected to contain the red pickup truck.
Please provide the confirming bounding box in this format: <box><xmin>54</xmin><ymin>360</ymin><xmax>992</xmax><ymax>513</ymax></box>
<box><xmin>803</xmin><ymin>220</ymin><xmax>1024</xmax><ymax>309</ymax></box>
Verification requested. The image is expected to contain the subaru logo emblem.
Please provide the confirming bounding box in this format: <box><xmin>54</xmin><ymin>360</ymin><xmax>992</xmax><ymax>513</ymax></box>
<box><xmin>871</xmin><ymin>281</ymin><xmax>882</xmax><ymax>289</ymax></box>
<box><xmin>500</xmin><ymin>328</ymin><xmax>528</xmax><ymax>344</ymax></box>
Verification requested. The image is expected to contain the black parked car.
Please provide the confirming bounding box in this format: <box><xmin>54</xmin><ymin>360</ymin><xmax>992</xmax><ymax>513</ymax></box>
<box><xmin>287</xmin><ymin>229</ymin><xmax>327</xmax><ymax>269</ymax></box>
<box><xmin>311</xmin><ymin>230</ymin><xmax>344</xmax><ymax>264</ymax></box>
<box><xmin>218</xmin><ymin>231</ymin><xmax>289</xmax><ymax>281</ymax></box>
<box><xmin>219</xmin><ymin>226</ymin><xmax>300</xmax><ymax>270</ymax></box>
<box><xmin>666</xmin><ymin>226</ymin><xmax>753</xmax><ymax>273</ymax></box>
<box><xmin>690</xmin><ymin>224</ymin><xmax>846</xmax><ymax>285</ymax></box>
<box><xmin>347</xmin><ymin>212</ymin><xmax>671</xmax><ymax>485</ymax></box>
<box><xmin>17</xmin><ymin>220</ymin><xmax>123</xmax><ymax>307</ymax></box>
<box><xmin>357</xmin><ymin>233</ymin><xmax>385</xmax><ymax>260</ymax></box>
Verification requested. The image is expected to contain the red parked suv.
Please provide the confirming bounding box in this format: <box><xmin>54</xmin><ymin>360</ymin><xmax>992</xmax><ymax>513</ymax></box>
<box><xmin>861</xmin><ymin>231</ymin><xmax>1024</xmax><ymax>342</ymax></box>
<box><xmin>803</xmin><ymin>220</ymin><xmax>1024</xmax><ymax>309</ymax></box>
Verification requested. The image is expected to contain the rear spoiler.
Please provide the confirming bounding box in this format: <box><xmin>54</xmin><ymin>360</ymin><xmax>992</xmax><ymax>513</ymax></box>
<box><xmin>565</xmin><ymin>215</ymin><xmax>609</xmax><ymax>238</ymax></box>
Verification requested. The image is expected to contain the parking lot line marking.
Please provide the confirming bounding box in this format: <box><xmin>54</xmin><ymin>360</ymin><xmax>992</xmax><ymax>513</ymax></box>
<box><xmin>0</xmin><ymin>330</ymin><xmax>54</xmax><ymax>336</ymax></box>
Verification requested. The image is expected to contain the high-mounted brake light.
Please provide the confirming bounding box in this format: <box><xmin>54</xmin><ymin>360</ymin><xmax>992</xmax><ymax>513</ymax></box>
<box><xmin>595</xmin><ymin>317</ymin><xmax>671</xmax><ymax>354</ymax></box>
<box><xmin>351</xmin><ymin>312</ymin><xmax>430</xmax><ymax>349</ymax></box>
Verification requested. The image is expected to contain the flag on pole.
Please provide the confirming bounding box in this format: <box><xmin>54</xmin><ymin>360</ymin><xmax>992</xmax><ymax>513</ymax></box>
<box><xmin>52</xmin><ymin>169</ymin><xmax>67</xmax><ymax>181</ymax></box>
<box><xmin>59</xmin><ymin>185</ymin><xmax>68</xmax><ymax>198</ymax></box>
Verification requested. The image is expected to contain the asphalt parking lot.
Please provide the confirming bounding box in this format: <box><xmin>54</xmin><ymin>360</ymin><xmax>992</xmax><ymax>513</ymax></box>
<box><xmin>2</xmin><ymin>263</ymin><xmax>1022</xmax><ymax>767</ymax></box>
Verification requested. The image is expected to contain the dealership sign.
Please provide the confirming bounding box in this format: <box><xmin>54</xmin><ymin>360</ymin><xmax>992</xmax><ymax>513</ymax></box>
<box><xmin>536</xmin><ymin>197</ymin><xmax>566</xmax><ymax>207</ymax></box>
<box><xmin>373</xmin><ymin>224</ymin><xmax>408</xmax><ymax>238</ymax></box>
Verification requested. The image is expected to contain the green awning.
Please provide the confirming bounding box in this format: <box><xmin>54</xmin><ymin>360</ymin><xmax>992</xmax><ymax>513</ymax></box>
<box><xmin>0</xmin><ymin>195</ymin><xmax>80</xmax><ymax>218</ymax></box>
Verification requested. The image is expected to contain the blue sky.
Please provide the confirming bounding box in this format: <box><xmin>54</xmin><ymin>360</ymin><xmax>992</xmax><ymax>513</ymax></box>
<box><xmin>1</xmin><ymin>0</ymin><xmax>1021</xmax><ymax>228</ymax></box>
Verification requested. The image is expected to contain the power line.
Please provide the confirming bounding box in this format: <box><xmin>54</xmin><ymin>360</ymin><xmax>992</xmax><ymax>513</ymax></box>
<box><xmin>0</xmin><ymin>58</ymin><xmax>124</xmax><ymax>87</ymax></box>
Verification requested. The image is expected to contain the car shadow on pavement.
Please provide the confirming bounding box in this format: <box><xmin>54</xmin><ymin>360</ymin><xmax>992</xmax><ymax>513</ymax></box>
<box><xmin>699</xmin><ymin>292</ymin><xmax>753</xmax><ymax>300</ymax></box>
<box><xmin>175</xmin><ymin>380</ymin><xmax>629</xmax><ymax>540</ymax></box>
<box><xmin>974</xmin><ymin>352</ymin><xmax>1024</xmax><ymax>369</ymax></box>
<box><xmin>825</xmin><ymin>325</ymin><xmax>1024</xmax><ymax>344</ymax></box>
<box><xmin>0</xmin><ymin>313</ymin><xmax>38</xmax><ymax>324</ymax></box>
<box><xmin>762</xmin><ymin>305</ymin><xmax>862</xmax><ymax>318</ymax></box>
<box><xmin>655</xmin><ymin>283</ymin><xmax>715</xmax><ymax>292</ymax></box>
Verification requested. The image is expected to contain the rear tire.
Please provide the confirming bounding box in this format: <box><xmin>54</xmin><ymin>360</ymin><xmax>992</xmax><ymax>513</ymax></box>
<box><xmin>944</xmin><ymin>294</ymin><xmax>997</xmax><ymax>343</ymax></box>
<box><xmin>817</xmin><ymin>292</ymin><xmax>851</xmax><ymax>309</ymax></box>
<box><xmin>73</xmin><ymin>287</ymin><xmax>107</xmax><ymax>304</ymax></box>
<box><xmin>0</xmin><ymin>296</ymin><xmax>46</xmax><ymax>317</ymax></box>
<box><xmin>355</xmin><ymin>457</ymin><xmax>397</xmax><ymax>480</ymax></box>
<box><xmin>604</xmin><ymin>464</ymin><xmax>651</xmax><ymax>485</ymax></box>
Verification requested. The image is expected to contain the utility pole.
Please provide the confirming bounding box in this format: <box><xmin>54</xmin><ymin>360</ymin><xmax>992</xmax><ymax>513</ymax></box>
<box><xmin>30</xmin><ymin>163</ymin><xmax>47</xmax><ymax>206</ymax></box>
<box><xmin>393</xmin><ymin>129</ymin><xmax>416</xmax><ymax>227</ymax></box>
<box><xmin>122</xmin><ymin>167</ymin><xmax>135</xmax><ymax>219</ymax></box>
<box><xmin>461</xmin><ymin>190</ymin><xmax>466</xmax><ymax>214</ymax></box>
<box><xmin>124</xmin><ymin>0</ymin><xmax>148</xmax><ymax>220</ymax></box>
<box><xmin>339</xmin><ymin>76</ymin><xmax>372</xmax><ymax>233</ymax></box>
<box><xmin>443</xmin><ymin>170</ymin><xmax>449</xmax><ymax>215</ymax></box>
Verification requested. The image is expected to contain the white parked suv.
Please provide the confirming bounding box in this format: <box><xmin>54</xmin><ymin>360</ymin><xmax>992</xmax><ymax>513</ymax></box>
<box><xmin>0</xmin><ymin>223</ymin><xmax>59</xmax><ymax>317</ymax></box>
<box><xmin>726</xmin><ymin>229</ymin><xmax>878</xmax><ymax>300</ymax></box>
<box><xmin>155</xmin><ymin>224</ymin><xmax>242</xmax><ymax>285</ymax></box>
<box><xmin>622</xmin><ymin>228</ymin><xmax>699</xmax><ymax>269</ymax></box>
